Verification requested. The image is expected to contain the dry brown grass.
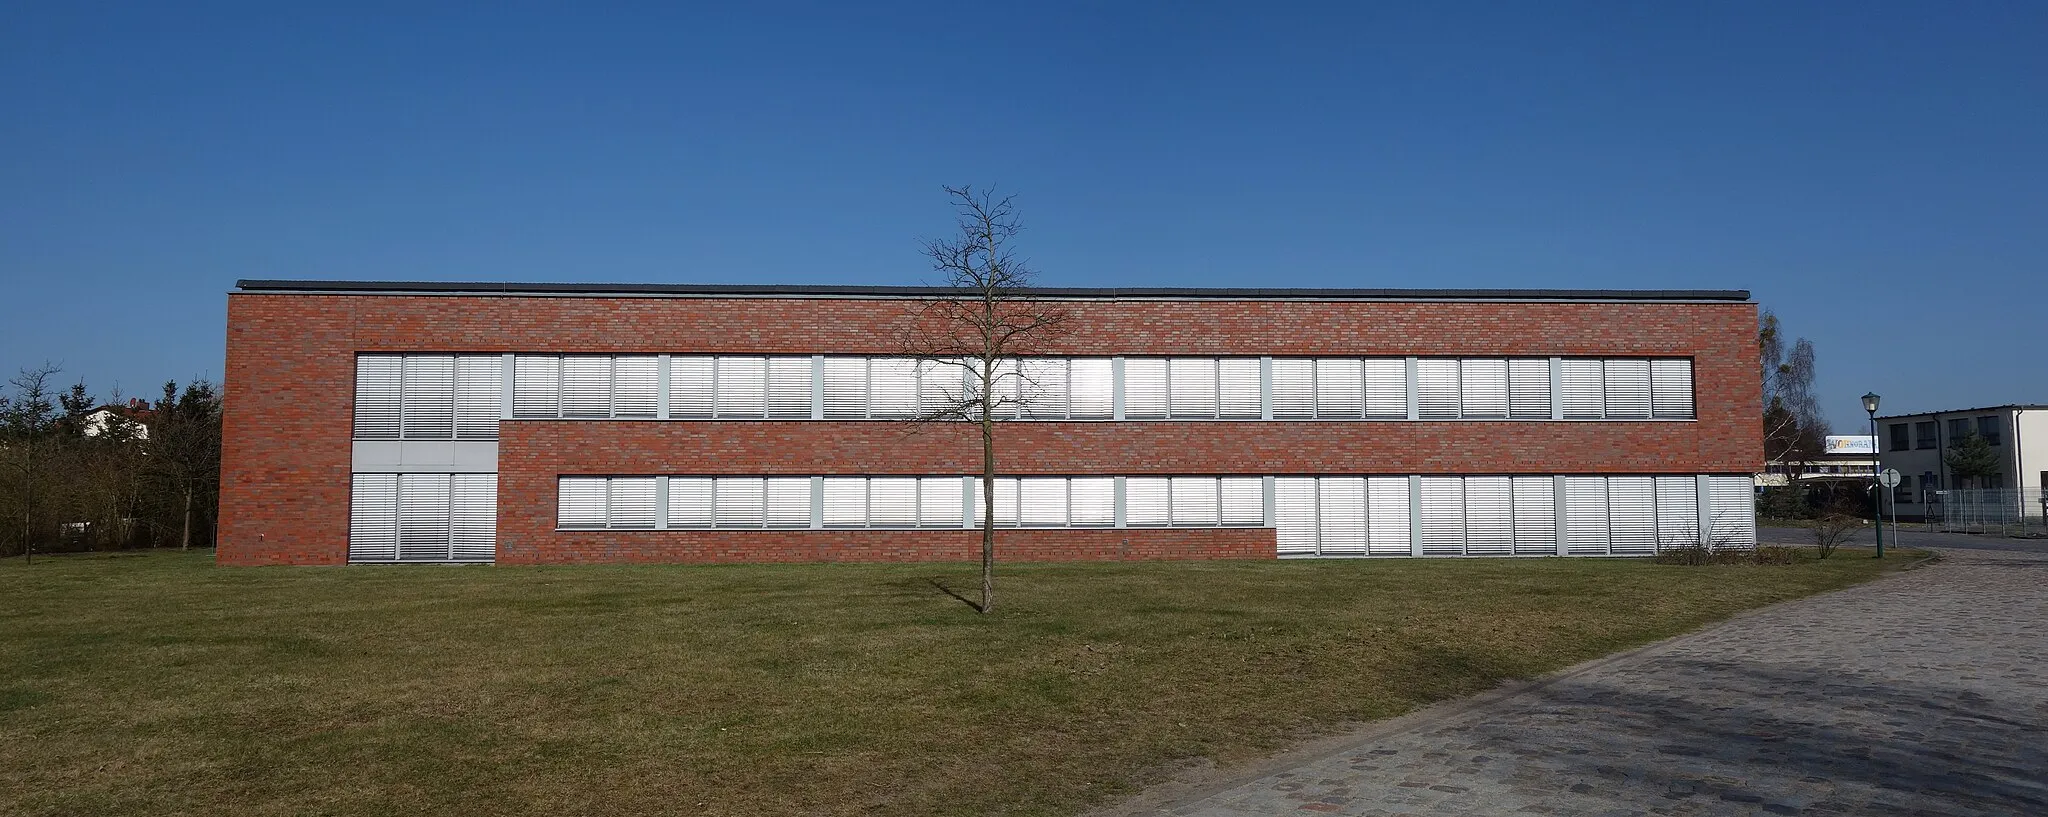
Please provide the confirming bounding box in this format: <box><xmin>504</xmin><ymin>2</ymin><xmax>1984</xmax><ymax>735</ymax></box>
<box><xmin>0</xmin><ymin>549</ymin><xmax>1912</xmax><ymax>816</ymax></box>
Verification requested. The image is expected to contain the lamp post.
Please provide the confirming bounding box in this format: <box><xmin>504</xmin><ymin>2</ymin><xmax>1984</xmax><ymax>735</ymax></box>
<box><xmin>1862</xmin><ymin>392</ymin><xmax>1884</xmax><ymax>559</ymax></box>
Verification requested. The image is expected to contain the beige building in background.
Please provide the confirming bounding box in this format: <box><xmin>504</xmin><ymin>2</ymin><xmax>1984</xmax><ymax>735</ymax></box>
<box><xmin>1875</xmin><ymin>404</ymin><xmax>2048</xmax><ymax>519</ymax></box>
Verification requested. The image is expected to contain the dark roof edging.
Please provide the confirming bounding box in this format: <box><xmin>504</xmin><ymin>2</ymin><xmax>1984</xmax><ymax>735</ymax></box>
<box><xmin>233</xmin><ymin>279</ymin><xmax>1751</xmax><ymax>303</ymax></box>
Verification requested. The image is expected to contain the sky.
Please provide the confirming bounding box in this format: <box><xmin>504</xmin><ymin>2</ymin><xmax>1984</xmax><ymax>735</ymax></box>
<box><xmin>2</xmin><ymin>2</ymin><xmax>2043</xmax><ymax>426</ymax></box>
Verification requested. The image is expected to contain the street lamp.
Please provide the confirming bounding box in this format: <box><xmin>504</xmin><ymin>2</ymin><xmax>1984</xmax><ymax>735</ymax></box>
<box><xmin>1862</xmin><ymin>392</ymin><xmax>1884</xmax><ymax>559</ymax></box>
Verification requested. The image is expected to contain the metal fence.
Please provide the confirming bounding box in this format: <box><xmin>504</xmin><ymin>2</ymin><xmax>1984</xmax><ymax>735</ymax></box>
<box><xmin>1934</xmin><ymin>488</ymin><xmax>2048</xmax><ymax>535</ymax></box>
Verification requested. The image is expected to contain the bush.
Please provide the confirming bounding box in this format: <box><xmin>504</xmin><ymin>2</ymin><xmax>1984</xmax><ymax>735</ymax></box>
<box><xmin>1653</xmin><ymin>545</ymin><xmax>1806</xmax><ymax>566</ymax></box>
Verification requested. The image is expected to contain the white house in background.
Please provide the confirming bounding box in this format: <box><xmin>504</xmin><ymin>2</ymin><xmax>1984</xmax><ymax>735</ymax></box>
<box><xmin>82</xmin><ymin>407</ymin><xmax>149</xmax><ymax>440</ymax></box>
<box><xmin>1875</xmin><ymin>404</ymin><xmax>2048</xmax><ymax>518</ymax></box>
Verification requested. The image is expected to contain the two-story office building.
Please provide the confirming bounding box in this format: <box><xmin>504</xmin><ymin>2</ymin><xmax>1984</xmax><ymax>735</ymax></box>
<box><xmin>1876</xmin><ymin>405</ymin><xmax>2048</xmax><ymax>519</ymax></box>
<box><xmin>217</xmin><ymin>281</ymin><xmax>1762</xmax><ymax>565</ymax></box>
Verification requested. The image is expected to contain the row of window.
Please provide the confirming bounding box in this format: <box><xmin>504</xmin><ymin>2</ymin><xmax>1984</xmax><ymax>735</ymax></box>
<box><xmin>550</xmin><ymin>473</ymin><xmax>1756</xmax><ymax>558</ymax></box>
<box><xmin>558</xmin><ymin>476</ymin><xmax>1271</xmax><ymax>530</ymax></box>
<box><xmin>1888</xmin><ymin>416</ymin><xmax>2004</xmax><ymax>451</ymax></box>
<box><xmin>348</xmin><ymin>473</ymin><xmax>497</xmax><ymax>562</ymax></box>
<box><xmin>353</xmin><ymin>353</ymin><xmax>1698</xmax><ymax>439</ymax></box>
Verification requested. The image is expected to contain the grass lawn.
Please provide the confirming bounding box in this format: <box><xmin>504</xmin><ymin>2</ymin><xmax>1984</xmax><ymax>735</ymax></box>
<box><xmin>0</xmin><ymin>548</ymin><xmax>1918</xmax><ymax>816</ymax></box>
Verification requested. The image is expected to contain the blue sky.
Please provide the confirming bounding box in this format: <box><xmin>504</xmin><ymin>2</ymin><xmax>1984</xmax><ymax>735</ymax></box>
<box><xmin>3</xmin><ymin>2</ymin><xmax>2042</xmax><ymax>426</ymax></box>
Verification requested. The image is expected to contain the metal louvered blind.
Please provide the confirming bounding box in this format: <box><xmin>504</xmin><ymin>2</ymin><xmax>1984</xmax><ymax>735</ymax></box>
<box><xmin>1508</xmin><ymin>359</ymin><xmax>1552</xmax><ymax>419</ymax></box>
<box><xmin>1124</xmin><ymin>477</ymin><xmax>1170</xmax><ymax>526</ymax></box>
<box><xmin>1218</xmin><ymin>359</ymin><xmax>1262</xmax><ymax>418</ymax></box>
<box><xmin>1560</xmin><ymin>360</ymin><xmax>1605</xmax><ymax>419</ymax></box>
<box><xmin>1366</xmin><ymin>477</ymin><xmax>1411</xmax><ymax>554</ymax></box>
<box><xmin>715</xmin><ymin>357</ymin><xmax>768</xmax><ymax>418</ymax></box>
<box><xmin>1603</xmin><ymin>359</ymin><xmax>1653</xmax><ymax>419</ymax></box>
<box><xmin>1708</xmin><ymin>476</ymin><xmax>1756</xmax><ymax>549</ymax></box>
<box><xmin>560</xmin><ymin>357</ymin><xmax>612</xmax><ymax>419</ymax></box>
<box><xmin>1270</xmin><ymin>359</ymin><xmax>1316</xmax><ymax>419</ymax></box>
<box><xmin>980</xmin><ymin>360</ymin><xmax>1021</xmax><ymax>420</ymax></box>
<box><xmin>1563</xmin><ymin>476</ymin><xmax>1610</xmax><ymax>555</ymax></box>
<box><xmin>822</xmin><ymin>477</ymin><xmax>867</xmax><ymax>527</ymax></box>
<box><xmin>612</xmin><ymin>357</ymin><xmax>660</xmax><ymax>418</ymax></box>
<box><xmin>450</xmin><ymin>474</ymin><xmax>497</xmax><ymax>561</ymax></box>
<box><xmin>916</xmin><ymin>360</ymin><xmax>963</xmax><ymax>417</ymax></box>
<box><xmin>1418</xmin><ymin>477</ymin><xmax>1466</xmax><ymax>555</ymax></box>
<box><xmin>975</xmin><ymin>478</ymin><xmax>1019</xmax><ymax>526</ymax></box>
<box><xmin>766</xmin><ymin>357</ymin><xmax>814</xmax><ymax>419</ymax></box>
<box><xmin>1123</xmin><ymin>359</ymin><xmax>1168</xmax><ymax>419</ymax></box>
<box><xmin>1654</xmin><ymin>476</ymin><xmax>1699</xmax><ymax>550</ymax></box>
<box><xmin>1219</xmin><ymin>477</ymin><xmax>1264</xmax><ymax>526</ymax></box>
<box><xmin>558</xmin><ymin>478</ymin><xmax>608</xmax><ymax>528</ymax></box>
<box><xmin>668</xmin><ymin>477</ymin><xmax>715</xmax><ymax>527</ymax></box>
<box><xmin>1316</xmin><ymin>477</ymin><xmax>1367</xmax><ymax>555</ymax></box>
<box><xmin>1463</xmin><ymin>476</ymin><xmax>1513</xmax><ymax>555</ymax></box>
<box><xmin>608</xmin><ymin>477</ymin><xmax>658</xmax><ymax>529</ymax></box>
<box><xmin>669</xmin><ymin>357</ymin><xmax>715</xmax><ymax>418</ymax></box>
<box><xmin>1068</xmin><ymin>359</ymin><xmax>1113</xmax><ymax>418</ymax></box>
<box><xmin>454</xmin><ymin>356</ymin><xmax>501</xmax><ymax>439</ymax></box>
<box><xmin>1273</xmin><ymin>478</ymin><xmax>1318</xmax><ymax>555</ymax></box>
<box><xmin>1018</xmin><ymin>358</ymin><xmax>1068</xmax><ymax>419</ymax></box>
<box><xmin>354</xmin><ymin>356</ymin><xmax>402</xmax><ymax>440</ymax></box>
<box><xmin>1363</xmin><ymin>359</ymin><xmax>1408</xmax><ymax>419</ymax></box>
<box><xmin>401</xmin><ymin>356</ymin><xmax>455</xmax><ymax>439</ymax></box>
<box><xmin>1416</xmin><ymin>359</ymin><xmax>1461</xmax><ymax>420</ymax></box>
<box><xmin>1070</xmin><ymin>477</ymin><xmax>1115</xmax><ymax>526</ymax></box>
<box><xmin>1460</xmin><ymin>360</ymin><xmax>1510</xmax><ymax>419</ymax></box>
<box><xmin>1168</xmin><ymin>359</ymin><xmax>1218</xmax><ymax>419</ymax></box>
<box><xmin>822</xmin><ymin>357</ymin><xmax>868</xmax><ymax>419</ymax></box>
<box><xmin>1607</xmin><ymin>477</ymin><xmax>1657</xmax><ymax>555</ymax></box>
<box><xmin>869</xmin><ymin>478</ymin><xmax>919</xmax><ymax>526</ymax></box>
<box><xmin>1651</xmin><ymin>359</ymin><xmax>1695</xmax><ymax>419</ymax></box>
<box><xmin>715</xmin><ymin>477</ymin><xmax>766</xmax><ymax>527</ymax></box>
<box><xmin>398</xmin><ymin>473</ymin><xmax>451</xmax><ymax>561</ymax></box>
<box><xmin>869</xmin><ymin>359</ymin><xmax>920</xmax><ymax>419</ymax></box>
<box><xmin>1171</xmin><ymin>477</ymin><xmax>1219</xmax><ymax>526</ymax></box>
<box><xmin>1511</xmin><ymin>477</ymin><xmax>1556</xmax><ymax>555</ymax></box>
<box><xmin>1020</xmin><ymin>478</ymin><xmax>1067</xmax><ymax>527</ymax></box>
<box><xmin>764</xmin><ymin>478</ymin><xmax>812</xmax><ymax>527</ymax></box>
<box><xmin>1315</xmin><ymin>358</ymin><xmax>1364</xmax><ymax>418</ymax></box>
<box><xmin>920</xmin><ymin>477</ymin><xmax>965</xmax><ymax>527</ymax></box>
<box><xmin>348</xmin><ymin>474</ymin><xmax>399</xmax><ymax>561</ymax></box>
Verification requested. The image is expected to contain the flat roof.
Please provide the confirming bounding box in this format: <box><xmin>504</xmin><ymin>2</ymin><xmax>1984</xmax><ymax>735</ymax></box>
<box><xmin>1877</xmin><ymin>404</ymin><xmax>2048</xmax><ymax>420</ymax></box>
<box><xmin>234</xmin><ymin>279</ymin><xmax>1751</xmax><ymax>303</ymax></box>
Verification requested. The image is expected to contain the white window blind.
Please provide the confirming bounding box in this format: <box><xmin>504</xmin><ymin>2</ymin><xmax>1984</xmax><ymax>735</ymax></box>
<box><xmin>1603</xmin><ymin>359</ymin><xmax>1653</xmax><ymax>420</ymax></box>
<box><xmin>608</xmin><ymin>477</ymin><xmax>658</xmax><ymax>529</ymax></box>
<box><xmin>869</xmin><ymin>478</ymin><xmax>920</xmax><ymax>526</ymax></box>
<box><xmin>1016</xmin><ymin>358</ymin><xmax>1067</xmax><ymax>419</ymax></box>
<box><xmin>348</xmin><ymin>474</ymin><xmax>399</xmax><ymax>561</ymax></box>
<box><xmin>668</xmin><ymin>477</ymin><xmax>715</xmax><ymax>528</ymax></box>
<box><xmin>1218</xmin><ymin>359</ymin><xmax>1262</xmax><ymax>419</ymax></box>
<box><xmin>1416</xmin><ymin>359</ymin><xmax>1461</xmax><ymax>420</ymax></box>
<box><xmin>1168</xmin><ymin>358</ymin><xmax>1218</xmax><ymax>419</ymax></box>
<box><xmin>1418</xmin><ymin>476</ymin><xmax>1465</xmax><ymax>555</ymax></box>
<box><xmin>1274</xmin><ymin>478</ymin><xmax>1318</xmax><ymax>555</ymax></box>
<box><xmin>1463</xmin><ymin>476</ymin><xmax>1514</xmax><ymax>555</ymax></box>
<box><xmin>1366</xmin><ymin>477</ymin><xmax>1411</xmax><ymax>554</ymax></box>
<box><xmin>1651</xmin><ymin>359</ymin><xmax>1695</xmax><ymax>419</ymax></box>
<box><xmin>822</xmin><ymin>358</ymin><xmax>867</xmax><ymax>419</ymax></box>
<box><xmin>1607</xmin><ymin>476</ymin><xmax>1657</xmax><ymax>555</ymax></box>
<box><xmin>353</xmin><ymin>356</ymin><xmax>402</xmax><ymax>440</ymax></box>
<box><xmin>917</xmin><ymin>360</ymin><xmax>965</xmax><ymax>417</ymax></box>
<box><xmin>612</xmin><ymin>356</ymin><xmax>659</xmax><ymax>419</ymax></box>
<box><xmin>715</xmin><ymin>357</ymin><xmax>768</xmax><ymax>418</ymax></box>
<box><xmin>558</xmin><ymin>477</ymin><xmax>608</xmax><ymax>528</ymax></box>
<box><xmin>1315</xmin><ymin>358</ymin><xmax>1364</xmax><ymax>418</ymax></box>
<box><xmin>1508</xmin><ymin>359</ymin><xmax>1552</xmax><ymax>420</ymax></box>
<box><xmin>1709</xmin><ymin>476</ymin><xmax>1756</xmax><ymax>549</ymax></box>
<box><xmin>1270</xmin><ymin>359</ymin><xmax>1316</xmax><ymax>419</ymax></box>
<box><xmin>822</xmin><ymin>477</ymin><xmax>867</xmax><ymax>527</ymax></box>
<box><xmin>560</xmin><ymin>356</ymin><xmax>612</xmax><ymax>419</ymax></box>
<box><xmin>401</xmin><ymin>356</ymin><xmax>455</xmax><ymax>439</ymax></box>
<box><xmin>715</xmin><ymin>477</ymin><xmax>766</xmax><ymax>527</ymax></box>
<box><xmin>398</xmin><ymin>473</ymin><xmax>452</xmax><ymax>561</ymax></box>
<box><xmin>669</xmin><ymin>356</ymin><xmax>715</xmax><ymax>418</ymax></box>
<box><xmin>1459</xmin><ymin>359</ymin><xmax>1509</xmax><ymax>419</ymax></box>
<box><xmin>1069</xmin><ymin>359</ymin><xmax>1113</xmax><ymax>418</ymax></box>
<box><xmin>1020</xmin><ymin>478</ymin><xmax>1068</xmax><ymax>527</ymax></box>
<box><xmin>1070</xmin><ymin>477</ymin><xmax>1115</xmax><ymax>526</ymax></box>
<box><xmin>1124</xmin><ymin>477</ymin><xmax>1170</xmax><ymax>526</ymax></box>
<box><xmin>449</xmin><ymin>475</ymin><xmax>497</xmax><ymax>562</ymax></box>
<box><xmin>1563</xmin><ymin>476</ymin><xmax>1610</xmax><ymax>555</ymax></box>
<box><xmin>1511</xmin><ymin>477</ymin><xmax>1556</xmax><ymax>555</ymax></box>
<box><xmin>1316</xmin><ymin>477</ymin><xmax>1367</xmax><ymax>555</ymax></box>
<box><xmin>1219</xmin><ymin>477</ymin><xmax>1264</xmax><ymax>526</ymax></box>
<box><xmin>766</xmin><ymin>357</ymin><xmax>814</xmax><ymax>419</ymax></box>
<box><xmin>1123</xmin><ymin>359</ymin><xmax>1168</xmax><ymax>419</ymax></box>
<box><xmin>1170</xmin><ymin>477</ymin><xmax>1220</xmax><ymax>526</ymax></box>
<box><xmin>920</xmin><ymin>477</ymin><xmax>965</xmax><ymax>527</ymax></box>
<box><xmin>1654</xmin><ymin>476</ymin><xmax>1699</xmax><ymax>549</ymax></box>
<box><xmin>1363</xmin><ymin>359</ymin><xmax>1408</xmax><ymax>419</ymax></box>
<box><xmin>1560</xmin><ymin>360</ymin><xmax>1605</xmax><ymax>420</ymax></box>
<box><xmin>454</xmin><ymin>356</ymin><xmax>501</xmax><ymax>439</ymax></box>
<box><xmin>869</xmin><ymin>359</ymin><xmax>920</xmax><ymax>419</ymax></box>
<box><xmin>764</xmin><ymin>478</ymin><xmax>812</xmax><ymax>527</ymax></box>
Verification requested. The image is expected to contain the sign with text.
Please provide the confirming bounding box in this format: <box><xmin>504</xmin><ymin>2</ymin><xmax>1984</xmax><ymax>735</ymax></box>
<box><xmin>1825</xmin><ymin>435</ymin><xmax>1877</xmax><ymax>455</ymax></box>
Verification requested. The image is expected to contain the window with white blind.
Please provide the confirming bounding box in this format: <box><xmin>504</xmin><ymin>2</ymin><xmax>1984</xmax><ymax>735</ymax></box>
<box><xmin>349</xmin><ymin>472</ymin><xmax>498</xmax><ymax>562</ymax></box>
<box><xmin>354</xmin><ymin>354</ymin><xmax>501</xmax><ymax>440</ymax></box>
<box><xmin>1557</xmin><ymin>358</ymin><xmax>1695</xmax><ymax>420</ymax></box>
<box><xmin>1650</xmin><ymin>359</ymin><xmax>1695</xmax><ymax>419</ymax></box>
<box><xmin>1508</xmin><ymin>359</ymin><xmax>1552</xmax><ymax>420</ymax></box>
<box><xmin>1459</xmin><ymin>360</ymin><xmax>1510</xmax><ymax>420</ymax></box>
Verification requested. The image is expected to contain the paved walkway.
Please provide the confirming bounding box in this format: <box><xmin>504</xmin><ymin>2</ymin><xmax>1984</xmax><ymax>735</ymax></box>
<box><xmin>1113</xmin><ymin>547</ymin><xmax>2048</xmax><ymax>816</ymax></box>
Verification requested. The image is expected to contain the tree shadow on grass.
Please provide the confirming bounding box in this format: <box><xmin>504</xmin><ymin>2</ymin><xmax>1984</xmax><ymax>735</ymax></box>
<box><xmin>926</xmin><ymin>577</ymin><xmax>986</xmax><ymax>613</ymax></box>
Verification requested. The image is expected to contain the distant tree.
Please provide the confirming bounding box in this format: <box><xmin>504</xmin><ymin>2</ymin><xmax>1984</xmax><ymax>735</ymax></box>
<box><xmin>899</xmin><ymin>185</ymin><xmax>1069</xmax><ymax>614</ymax></box>
<box><xmin>1943</xmin><ymin>432</ymin><xmax>2002</xmax><ymax>489</ymax></box>
<box><xmin>146</xmin><ymin>380</ymin><xmax>224</xmax><ymax>550</ymax></box>
<box><xmin>1758</xmin><ymin>310</ymin><xmax>1828</xmax><ymax>518</ymax></box>
<box><xmin>0</xmin><ymin>365</ymin><xmax>64</xmax><ymax>562</ymax></box>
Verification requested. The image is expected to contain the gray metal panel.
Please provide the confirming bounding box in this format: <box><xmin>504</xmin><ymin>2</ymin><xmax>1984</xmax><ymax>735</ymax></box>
<box><xmin>352</xmin><ymin>440</ymin><xmax>499</xmax><ymax>474</ymax></box>
<box><xmin>1407</xmin><ymin>474</ymin><xmax>1423</xmax><ymax>555</ymax></box>
<box><xmin>1404</xmin><ymin>358</ymin><xmax>1420</xmax><ymax>421</ymax></box>
<box><xmin>1258</xmin><ymin>357</ymin><xmax>1274</xmax><ymax>421</ymax></box>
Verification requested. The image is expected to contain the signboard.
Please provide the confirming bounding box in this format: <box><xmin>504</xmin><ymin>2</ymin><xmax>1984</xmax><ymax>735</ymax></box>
<box><xmin>1877</xmin><ymin>469</ymin><xmax>1901</xmax><ymax>487</ymax></box>
<box><xmin>1825</xmin><ymin>435</ymin><xmax>1877</xmax><ymax>455</ymax></box>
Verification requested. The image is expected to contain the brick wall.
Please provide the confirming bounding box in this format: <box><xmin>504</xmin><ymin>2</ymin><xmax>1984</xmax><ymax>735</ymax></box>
<box><xmin>219</xmin><ymin>293</ymin><xmax>1760</xmax><ymax>566</ymax></box>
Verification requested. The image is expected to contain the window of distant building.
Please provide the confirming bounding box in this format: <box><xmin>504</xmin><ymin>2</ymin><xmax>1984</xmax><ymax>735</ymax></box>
<box><xmin>1978</xmin><ymin>416</ymin><xmax>2002</xmax><ymax>445</ymax></box>
<box><xmin>1915</xmin><ymin>421</ymin><xmax>1938</xmax><ymax>449</ymax></box>
<box><xmin>1889</xmin><ymin>423</ymin><xmax>1910</xmax><ymax>452</ymax></box>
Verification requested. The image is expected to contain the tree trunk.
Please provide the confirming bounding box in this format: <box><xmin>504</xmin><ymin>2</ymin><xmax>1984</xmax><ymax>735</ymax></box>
<box><xmin>980</xmin><ymin>392</ymin><xmax>996</xmax><ymax>614</ymax></box>
<box><xmin>181</xmin><ymin>486</ymin><xmax>193</xmax><ymax>551</ymax></box>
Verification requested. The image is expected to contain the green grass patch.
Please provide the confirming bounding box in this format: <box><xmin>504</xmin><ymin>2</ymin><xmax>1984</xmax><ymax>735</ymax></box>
<box><xmin>0</xmin><ymin>548</ymin><xmax>1916</xmax><ymax>816</ymax></box>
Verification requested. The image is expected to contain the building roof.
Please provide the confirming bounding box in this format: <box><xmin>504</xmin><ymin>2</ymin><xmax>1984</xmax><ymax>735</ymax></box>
<box><xmin>234</xmin><ymin>279</ymin><xmax>1751</xmax><ymax>303</ymax></box>
<box><xmin>1876</xmin><ymin>404</ymin><xmax>2048</xmax><ymax>420</ymax></box>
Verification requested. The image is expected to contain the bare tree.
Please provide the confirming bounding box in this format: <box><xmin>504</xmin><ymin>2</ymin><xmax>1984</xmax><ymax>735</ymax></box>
<box><xmin>900</xmin><ymin>185</ymin><xmax>1069</xmax><ymax>613</ymax></box>
<box><xmin>1758</xmin><ymin>310</ymin><xmax>1828</xmax><ymax>518</ymax></box>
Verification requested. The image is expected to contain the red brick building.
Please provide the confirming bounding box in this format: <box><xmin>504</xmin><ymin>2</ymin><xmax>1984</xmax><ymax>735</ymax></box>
<box><xmin>218</xmin><ymin>281</ymin><xmax>1760</xmax><ymax>566</ymax></box>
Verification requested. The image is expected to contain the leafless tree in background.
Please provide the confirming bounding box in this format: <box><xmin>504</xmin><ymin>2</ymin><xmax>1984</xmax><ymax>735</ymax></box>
<box><xmin>899</xmin><ymin>185</ymin><xmax>1069</xmax><ymax>613</ymax></box>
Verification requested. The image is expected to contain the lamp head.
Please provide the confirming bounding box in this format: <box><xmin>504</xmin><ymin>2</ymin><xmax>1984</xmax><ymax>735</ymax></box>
<box><xmin>1861</xmin><ymin>392</ymin><xmax>1881</xmax><ymax>414</ymax></box>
